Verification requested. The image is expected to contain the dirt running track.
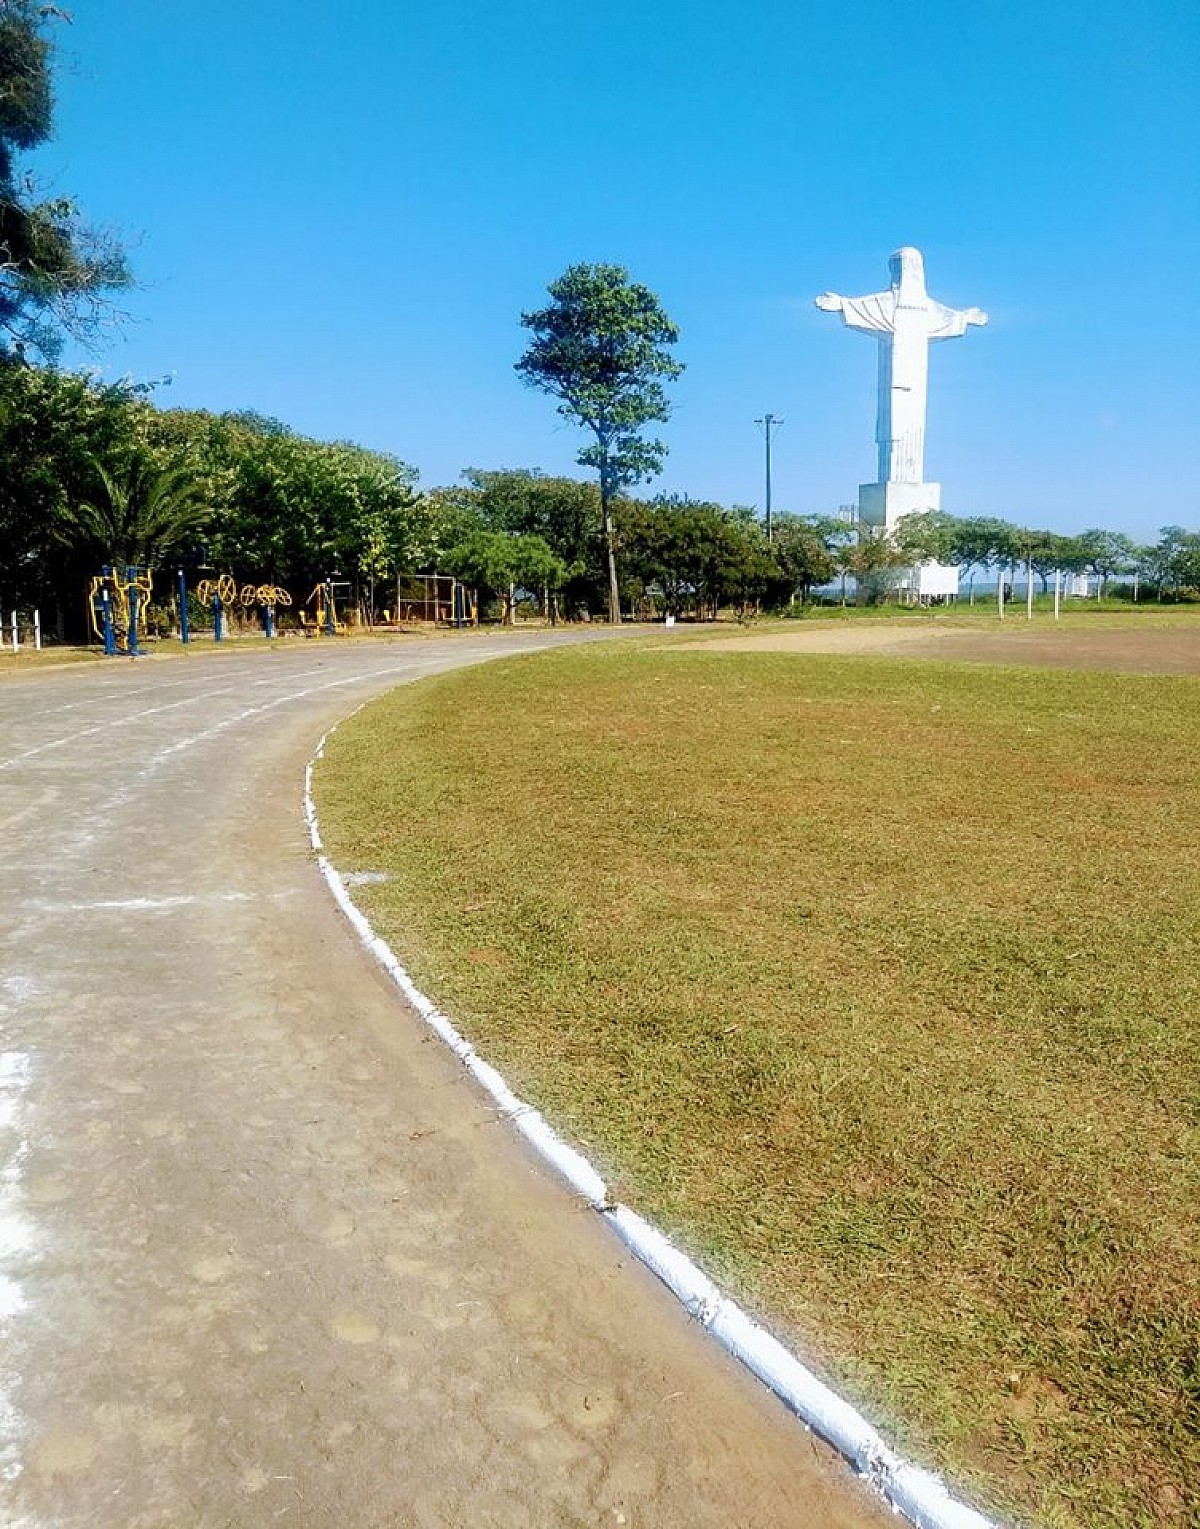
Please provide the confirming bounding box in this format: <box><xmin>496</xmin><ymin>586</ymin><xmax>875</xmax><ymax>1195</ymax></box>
<box><xmin>0</xmin><ymin>636</ymin><xmax>890</xmax><ymax>1529</ymax></box>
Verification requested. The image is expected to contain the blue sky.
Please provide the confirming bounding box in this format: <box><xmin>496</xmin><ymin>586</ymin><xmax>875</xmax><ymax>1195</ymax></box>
<box><xmin>39</xmin><ymin>0</ymin><xmax>1200</xmax><ymax>542</ymax></box>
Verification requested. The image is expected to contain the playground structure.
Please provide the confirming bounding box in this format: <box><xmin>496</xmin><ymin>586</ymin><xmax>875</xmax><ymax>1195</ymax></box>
<box><xmin>195</xmin><ymin>575</ymin><xmax>237</xmax><ymax>608</ymax></box>
<box><xmin>89</xmin><ymin>565</ymin><xmax>153</xmax><ymax>656</ymax></box>
<box><xmin>296</xmin><ymin>574</ymin><xmax>475</xmax><ymax>632</ymax></box>
<box><xmin>194</xmin><ymin>574</ymin><xmax>236</xmax><ymax>642</ymax></box>
<box><xmin>238</xmin><ymin>581</ymin><xmax>292</xmax><ymax>640</ymax></box>
<box><xmin>390</xmin><ymin>573</ymin><xmax>475</xmax><ymax>627</ymax></box>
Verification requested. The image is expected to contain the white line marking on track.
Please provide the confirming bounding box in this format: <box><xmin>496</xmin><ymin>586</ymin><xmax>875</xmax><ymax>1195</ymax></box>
<box><xmin>142</xmin><ymin>650</ymin><xmax>521</xmax><ymax>774</ymax></box>
<box><xmin>0</xmin><ymin>686</ymin><xmax>241</xmax><ymax>771</ymax></box>
<box><xmin>26</xmin><ymin>892</ymin><xmax>255</xmax><ymax>914</ymax></box>
<box><xmin>303</xmin><ymin>705</ymin><xmax>997</xmax><ymax>1529</ymax></box>
<box><xmin>2</xmin><ymin>659</ymin><xmax>380</xmax><ymax>767</ymax></box>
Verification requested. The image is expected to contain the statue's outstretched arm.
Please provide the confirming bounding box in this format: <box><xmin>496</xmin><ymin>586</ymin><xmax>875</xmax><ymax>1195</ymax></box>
<box><xmin>928</xmin><ymin>302</ymin><xmax>989</xmax><ymax>340</ymax></box>
<box><xmin>815</xmin><ymin>289</ymin><xmax>896</xmax><ymax>334</ymax></box>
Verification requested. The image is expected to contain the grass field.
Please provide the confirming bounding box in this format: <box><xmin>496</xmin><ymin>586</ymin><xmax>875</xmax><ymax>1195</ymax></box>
<box><xmin>0</xmin><ymin>644</ymin><xmax>104</xmax><ymax>670</ymax></box>
<box><xmin>314</xmin><ymin>629</ymin><xmax>1200</xmax><ymax>1528</ymax></box>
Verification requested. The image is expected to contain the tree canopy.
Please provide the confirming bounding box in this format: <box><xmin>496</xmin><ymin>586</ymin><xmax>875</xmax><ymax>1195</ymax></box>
<box><xmin>444</xmin><ymin>528</ymin><xmax>567</xmax><ymax>625</ymax></box>
<box><xmin>516</xmin><ymin>263</ymin><xmax>683</xmax><ymax>623</ymax></box>
<box><xmin>56</xmin><ymin>451</ymin><xmax>209</xmax><ymax>568</ymax></box>
<box><xmin>0</xmin><ymin>1</ymin><xmax>130</xmax><ymax>359</ymax></box>
<box><xmin>0</xmin><ymin>365</ymin><xmax>439</xmax><ymax>634</ymax></box>
<box><xmin>5</xmin><ymin>358</ymin><xmax>1200</xmax><ymax>640</ymax></box>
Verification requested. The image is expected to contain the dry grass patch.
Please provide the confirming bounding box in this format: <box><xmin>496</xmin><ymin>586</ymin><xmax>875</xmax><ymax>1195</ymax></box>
<box><xmin>0</xmin><ymin>645</ymin><xmax>103</xmax><ymax>671</ymax></box>
<box><xmin>315</xmin><ymin>643</ymin><xmax>1200</xmax><ymax>1529</ymax></box>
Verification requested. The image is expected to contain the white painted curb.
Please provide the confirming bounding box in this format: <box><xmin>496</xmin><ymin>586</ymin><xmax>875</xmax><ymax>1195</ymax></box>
<box><xmin>305</xmin><ymin>720</ymin><xmax>998</xmax><ymax>1529</ymax></box>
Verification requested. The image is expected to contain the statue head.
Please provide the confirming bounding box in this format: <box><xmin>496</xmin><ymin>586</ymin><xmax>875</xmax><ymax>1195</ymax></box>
<box><xmin>889</xmin><ymin>246</ymin><xmax>926</xmax><ymax>299</ymax></box>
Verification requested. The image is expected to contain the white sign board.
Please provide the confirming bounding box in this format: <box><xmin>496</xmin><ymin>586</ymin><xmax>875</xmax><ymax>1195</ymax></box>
<box><xmin>916</xmin><ymin>561</ymin><xmax>960</xmax><ymax>598</ymax></box>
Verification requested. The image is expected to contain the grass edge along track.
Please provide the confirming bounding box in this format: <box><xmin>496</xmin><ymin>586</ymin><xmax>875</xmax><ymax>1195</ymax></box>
<box><xmin>314</xmin><ymin>637</ymin><xmax>1200</xmax><ymax>1529</ymax></box>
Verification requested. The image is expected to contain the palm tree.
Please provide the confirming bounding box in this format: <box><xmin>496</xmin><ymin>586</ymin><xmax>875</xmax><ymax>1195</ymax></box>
<box><xmin>57</xmin><ymin>451</ymin><xmax>209</xmax><ymax>567</ymax></box>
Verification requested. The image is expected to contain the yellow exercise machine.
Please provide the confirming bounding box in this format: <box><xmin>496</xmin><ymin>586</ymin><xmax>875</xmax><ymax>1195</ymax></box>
<box><xmin>301</xmin><ymin>579</ymin><xmax>351</xmax><ymax>636</ymax></box>
<box><xmin>192</xmin><ymin>575</ymin><xmax>292</xmax><ymax>640</ymax></box>
<box><xmin>89</xmin><ymin>565</ymin><xmax>153</xmax><ymax>655</ymax></box>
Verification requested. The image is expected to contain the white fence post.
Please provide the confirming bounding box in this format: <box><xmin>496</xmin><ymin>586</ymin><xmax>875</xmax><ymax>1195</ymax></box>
<box><xmin>33</xmin><ymin>609</ymin><xmax>41</xmax><ymax>650</ymax></box>
<box><xmin>9</xmin><ymin>611</ymin><xmax>17</xmax><ymax>651</ymax></box>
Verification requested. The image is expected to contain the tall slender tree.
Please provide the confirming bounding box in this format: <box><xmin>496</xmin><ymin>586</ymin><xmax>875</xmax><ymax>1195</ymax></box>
<box><xmin>516</xmin><ymin>263</ymin><xmax>682</xmax><ymax>623</ymax></box>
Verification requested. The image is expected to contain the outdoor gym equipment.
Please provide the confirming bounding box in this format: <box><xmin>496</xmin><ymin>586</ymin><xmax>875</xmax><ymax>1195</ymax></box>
<box><xmin>196</xmin><ymin>574</ymin><xmax>236</xmax><ymax>642</ymax></box>
<box><xmin>89</xmin><ymin>565</ymin><xmax>152</xmax><ymax>656</ymax></box>
<box><xmin>391</xmin><ymin>572</ymin><xmax>474</xmax><ymax>626</ymax></box>
<box><xmin>302</xmin><ymin>579</ymin><xmax>351</xmax><ymax>636</ymax></box>
<box><xmin>189</xmin><ymin>575</ymin><xmax>293</xmax><ymax>641</ymax></box>
<box><xmin>237</xmin><ymin>581</ymin><xmax>292</xmax><ymax>639</ymax></box>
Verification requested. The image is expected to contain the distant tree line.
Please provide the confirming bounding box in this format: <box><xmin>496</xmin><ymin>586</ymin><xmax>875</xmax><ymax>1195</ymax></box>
<box><xmin>425</xmin><ymin>476</ymin><xmax>1200</xmax><ymax>621</ymax></box>
<box><xmin>887</xmin><ymin>511</ymin><xmax>1200</xmax><ymax>600</ymax></box>
<box><xmin>4</xmin><ymin>359</ymin><xmax>1200</xmax><ymax>640</ymax></box>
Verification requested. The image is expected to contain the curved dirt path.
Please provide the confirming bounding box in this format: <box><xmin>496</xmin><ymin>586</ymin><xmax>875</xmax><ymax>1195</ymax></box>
<box><xmin>0</xmin><ymin>636</ymin><xmax>890</xmax><ymax>1528</ymax></box>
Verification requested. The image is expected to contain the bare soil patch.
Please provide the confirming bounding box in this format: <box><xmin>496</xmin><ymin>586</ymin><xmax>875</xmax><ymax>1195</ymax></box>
<box><xmin>684</xmin><ymin>620</ymin><xmax>1200</xmax><ymax>674</ymax></box>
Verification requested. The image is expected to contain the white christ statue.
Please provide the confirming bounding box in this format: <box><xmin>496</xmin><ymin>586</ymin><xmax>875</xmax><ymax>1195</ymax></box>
<box><xmin>816</xmin><ymin>246</ymin><xmax>986</xmax><ymax>487</ymax></box>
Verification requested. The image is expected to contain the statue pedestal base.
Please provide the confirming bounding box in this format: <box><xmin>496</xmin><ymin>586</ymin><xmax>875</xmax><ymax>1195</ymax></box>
<box><xmin>858</xmin><ymin>481</ymin><xmax>941</xmax><ymax>531</ymax></box>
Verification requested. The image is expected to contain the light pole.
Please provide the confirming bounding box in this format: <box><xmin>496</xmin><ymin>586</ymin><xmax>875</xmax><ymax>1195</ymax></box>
<box><xmin>755</xmin><ymin>413</ymin><xmax>784</xmax><ymax>543</ymax></box>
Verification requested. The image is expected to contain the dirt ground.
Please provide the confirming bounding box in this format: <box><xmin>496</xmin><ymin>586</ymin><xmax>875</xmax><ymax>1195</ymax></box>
<box><xmin>685</xmin><ymin>619</ymin><xmax>1200</xmax><ymax>674</ymax></box>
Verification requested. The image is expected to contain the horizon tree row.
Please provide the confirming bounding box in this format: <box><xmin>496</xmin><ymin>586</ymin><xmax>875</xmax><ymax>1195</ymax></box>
<box><xmin>4</xmin><ymin>360</ymin><xmax>1200</xmax><ymax>638</ymax></box>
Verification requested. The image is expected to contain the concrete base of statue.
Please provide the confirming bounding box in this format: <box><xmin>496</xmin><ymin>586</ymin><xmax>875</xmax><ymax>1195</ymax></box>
<box><xmin>858</xmin><ymin>480</ymin><xmax>941</xmax><ymax>531</ymax></box>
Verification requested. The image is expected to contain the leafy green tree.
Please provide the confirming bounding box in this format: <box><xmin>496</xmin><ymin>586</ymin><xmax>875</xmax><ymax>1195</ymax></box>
<box><xmin>847</xmin><ymin>525</ymin><xmax>906</xmax><ymax>605</ymax></box>
<box><xmin>1149</xmin><ymin>526</ymin><xmax>1200</xmax><ymax>597</ymax></box>
<box><xmin>892</xmin><ymin>509</ymin><xmax>958</xmax><ymax>566</ymax></box>
<box><xmin>445</xmin><ymin>528</ymin><xmax>566</xmax><ymax>624</ymax></box>
<box><xmin>1077</xmin><ymin>528</ymin><xmax>1137</xmax><ymax>596</ymax></box>
<box><xmin>418</xmin><ymin>483</ymin><xmax>488</xmax><ymax>565</ymax></box>
<box><xmin>786</xmin><ymin>512</ymin><xmax>857</xmax><ymax>604</ymax></box>
<box><xmin>0</xmin><ymin>370</ymin><xmax>437</xmax><ymax>633</ymax></box>
<box><xmin>616</xmin><ymin>495</ymin><xmax>787</xmax><ymax>619</ymax></box>
<box><xmin>447</xmin><ymin>467</ymin><xmax>603</xmax><ymax>614</ymax></box>
<box><xmin>947</xmin><ymin>516</ymin><xmax>1020</xmax><ymax>587</ymax></box>
<box><xmin>617</xmin><ymin>495</ymin><xmax>714</xmax><ymax>618</ymax></box>
<box><xmin>720</xmin><ymin>527</ymin><xmax>790</xmax><ymax>616</ymax></box>
<box><xmin>770</xmin><ymin>514</ymin><xmax>836</xmax><ymax>604</ymax></box>
<box><xmin>148</xmin><ymin>410</ymin><xmax>426</xmax><ymax>596</ymax></box>
<box><xmin>0</xmin><ymin>1</ymin><xmax>130</xmax><ymax>359</ymax></box>
<box><xmin>0</xmin><ymin>360</ymin><xmax>149</xmax><ymax>626</ymax></box>
<box><xmin>942</xmin><ymin>513</ymin><xmax>1033</xmax><ymax>600</ymax></box>
<box><xmin>516</xmin><ymin>263</ymin><xmax>683</xmax><ymax>623</ymax></box>
<box><xmin>461</xmin><ymin>468</ymin><xmax>599</xmax><ymax>563</ymax></box>
<box><xmin>1023</xmin><ymin>530</ymin><xmax>1087</xmax><ymax>593</ymax></box>
<box><xmin>614</xmin><ymin>495</ymin><xmax>689</xmax><ymax>616</ymax></box>
<box><xmin>1126</xmin><ymin>540</ymin><xmax>1159</xmax><ymax>598</ymax></box>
